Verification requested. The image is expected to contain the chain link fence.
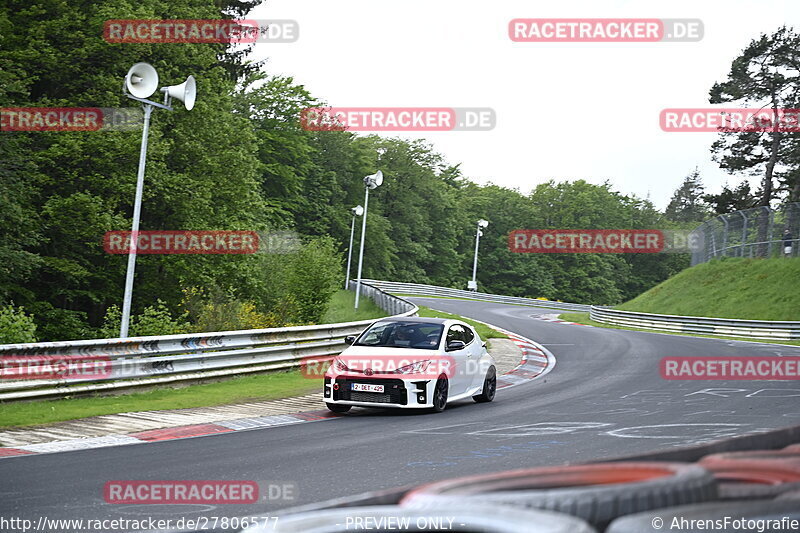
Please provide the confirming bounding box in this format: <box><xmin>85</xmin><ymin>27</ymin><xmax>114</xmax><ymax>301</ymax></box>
<box><xmin>690</xmin><ymin>202</ymin><xmax>800</xmax><ymax>265</ymax></box>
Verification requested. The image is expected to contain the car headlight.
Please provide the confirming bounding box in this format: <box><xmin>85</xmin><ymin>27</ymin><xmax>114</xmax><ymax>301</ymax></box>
<box><xmin>392</xmin><ymin>360</ymin><xmax>431</xmax><ymax>374</ymax></box>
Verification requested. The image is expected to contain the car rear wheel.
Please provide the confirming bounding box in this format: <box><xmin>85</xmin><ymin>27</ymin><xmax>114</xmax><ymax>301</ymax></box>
<box><xmin>473</xmin><ymin>366</ymin><xmax>496</xmax><ymax>403</ymax></box>
<box><xmin>432</xmin><ymin>376</ymin><xmax>448</xmax><ymax>413</ymax></box>
<box><xmin>326</xmin><ymin>403</ymin><xmax>351</xmax><ymax>414</ymax></box>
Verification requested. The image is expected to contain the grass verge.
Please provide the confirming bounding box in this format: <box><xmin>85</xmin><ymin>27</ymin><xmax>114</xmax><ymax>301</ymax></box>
<box><xmin>558</xmin><ymin>312</ymin><xmax>800</xmax><ymax>347</ymax></box>
<box><xmin>617</xmin><ymin>257</ymin><xmax>800</xmax><ymax>321</ymax></box>
<box><xmin>323</xmin><ymin>290</ymin><xmax>387</xmax><ymax>323</ymax></box>
<box><xmin>417</xmin><ymin>306</ymin><xmax>508</xmax><ymax>340</ymax></box>
<box><xmin>0</xmin><ymin>292</ymin><xmax>380</xmax><ymax>430</ymax></box>
<box><xmin>0</xmin><ymin>370</ymin><xmax>320</xmax><ymax>429</ymax></box>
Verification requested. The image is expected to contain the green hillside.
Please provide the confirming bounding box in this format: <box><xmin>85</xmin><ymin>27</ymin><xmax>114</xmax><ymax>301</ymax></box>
<box><xmin>616</xmin><ymin>258</ymin><xmax>800</xmax><ymax>321</ymax></box>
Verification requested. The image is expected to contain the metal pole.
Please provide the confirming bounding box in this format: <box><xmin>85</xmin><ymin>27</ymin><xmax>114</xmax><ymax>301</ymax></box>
<box><xmin>354</xmin><ymin>187</ymin><xmax>369</xmax><ymax>309</ymax></box>
<box><xmin>471</xmin><ymin>222</ymin><xmax>481</xmax><ymax>288</ymax></box>
<box><xmin>709</xmin><ymin>222</ymin><xmax>718</xmax><ymax>258</ymax></box>
<box><xmin>120</xmin><ymin>103</ymin><xmax>153</xmax><ymax>338</ymax></box>
<box><xmin>740</xmin><ymin>211</ymin><xmax>748</xmax><ymax>257</ymax></box>
<box><xmin>766</xmin><ymin>206</ymin><xmax>774</xmax><ymax>257</ymax></box>
<box><xmin>345</xmin><ymin>214</ymin><xmax>356</xmax><ymax>290</ymax></box>
<box><xmin>720</xmin><ymin>215</ymin><xmax>729</xmax><ymax>257</ymax></box>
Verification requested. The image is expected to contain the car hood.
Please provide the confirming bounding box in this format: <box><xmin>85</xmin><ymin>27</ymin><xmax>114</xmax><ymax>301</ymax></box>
<box><xmin>339</xmin><ymin>345</ymin><xmax>441</xmax><ymax>358</ymax></box>
<box><xmin>333</xmin><ymin>345</ymin><xmax>442</xmax><ymax>372</ymax></box>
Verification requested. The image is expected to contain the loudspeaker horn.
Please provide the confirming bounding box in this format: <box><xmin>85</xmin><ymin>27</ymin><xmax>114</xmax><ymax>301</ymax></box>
<box><xmin>161</xmin><ymin>76</ymin><xmax>196</xmax><ymax>110</ymax></box>
<box><xmin>125</xmin><ymin>63</ymin><xmax>159</xmax><ymax>99</ymax></box>
<box><xmin>365</xmin><ymin>170</ymin><xmax>383</xmax><ymax>189</ymax></box>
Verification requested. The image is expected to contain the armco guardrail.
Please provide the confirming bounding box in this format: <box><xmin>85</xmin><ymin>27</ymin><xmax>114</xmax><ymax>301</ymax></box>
<box><xmin>365</xmin><ymin>279</ymin><xmax>798</xmax><ymax>341</ymax></box>
<box><xmin>590</xmin><ymin>306</ymin><xmax>800</xmax><ymax>341</ymax></box>
<box><xmin>360</xmin><ymin>279</ymin><xmax>591</xmax><ymax>312</ymax></box>
<box><xmin>0</xmin><ymin>284</ymin><xmax>416</xmax><ymax>401</ymax></box>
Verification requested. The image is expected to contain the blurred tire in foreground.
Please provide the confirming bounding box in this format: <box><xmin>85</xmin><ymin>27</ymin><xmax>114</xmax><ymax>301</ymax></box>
<box><xmin>400</xmin><ymin>462</ymin><xmax>716</xmax><ymax>528</ymax></box>
<box><xmin>699</xmin><ymin>450</ymin><xmax>800</xmax><ymax>499</ymax></box>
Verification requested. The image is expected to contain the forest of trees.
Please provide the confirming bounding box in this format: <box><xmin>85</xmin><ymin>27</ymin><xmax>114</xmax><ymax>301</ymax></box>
<box><xmin>1</xmin><ymin>1</ymin><xmax>798</xmax><ymax>342</ymax></box>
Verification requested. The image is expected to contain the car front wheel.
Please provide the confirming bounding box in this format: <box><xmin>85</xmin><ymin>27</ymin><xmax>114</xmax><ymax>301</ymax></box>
<box><xmin>431</xmin><ymin>376</ymin><xmax>449</xmax><ymax>413</ymax></box>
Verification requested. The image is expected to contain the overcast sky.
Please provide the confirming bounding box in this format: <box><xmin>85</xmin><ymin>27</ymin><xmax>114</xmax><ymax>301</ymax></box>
<box><xmin>248</xmin><ymin>0</ymin><xmax>798</xmax><ymax>209</ymax></box>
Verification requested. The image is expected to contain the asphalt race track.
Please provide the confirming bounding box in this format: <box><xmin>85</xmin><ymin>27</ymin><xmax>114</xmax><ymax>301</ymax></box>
<box><xmin>3</xmin><ymin>297</ymin><xmax>800</xmax><ymax>529</ymax></box>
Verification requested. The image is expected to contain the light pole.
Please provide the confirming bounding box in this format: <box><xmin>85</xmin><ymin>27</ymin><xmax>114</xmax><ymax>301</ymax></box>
<box><xmin>354</xmin><ymin>171</ymin><xmax>383</xmax><ymax>309</ymax></box>
<box><xmin>119</xmin><ymin>63</ymin><xmax>196</xmax><ymax>338</ymax></box>
<box><xmin>345</xmin><ymin>205</ymin><xmax>364</xmax><ymax>289</ymax></box>
<box><xmin>469</xmin><ymin>219</ymin><xmax>489</xmax><ymax>291</ymax></box>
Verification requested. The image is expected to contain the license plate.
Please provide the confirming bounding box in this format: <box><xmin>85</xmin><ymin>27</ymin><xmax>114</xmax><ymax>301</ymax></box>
<box><xmin>352</xmin><ymin>383</ymin><xmax>384</xmax><ymax>393</ymax></box>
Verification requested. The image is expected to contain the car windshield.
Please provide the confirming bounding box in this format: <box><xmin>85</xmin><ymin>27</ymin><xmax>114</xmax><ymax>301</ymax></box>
<box><xmin>354</xmin><ymin>321</ymin><xmax>444</xmax><ymax>350</ymax></box>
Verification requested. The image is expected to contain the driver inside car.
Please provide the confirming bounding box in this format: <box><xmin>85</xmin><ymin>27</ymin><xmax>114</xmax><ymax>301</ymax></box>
<box><xmin>393</xmin><ymin>326</ymin><xmax>423</xmax><ymax>347</ymax></box>
<box><xmin>392</xmin><ymin>327</ymin><xmax>411</xmax><ymax>346</ymax></box>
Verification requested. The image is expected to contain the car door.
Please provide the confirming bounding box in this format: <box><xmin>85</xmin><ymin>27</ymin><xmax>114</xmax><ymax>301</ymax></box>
<box><xmin>460</xmin><ymin>324</ymin><xmax>481</xmax><ymax>390</ymax></box>
<box><xmin>444</xmin><ymin>324</ymin><xmax>470</xmax><ymax>395</ymax></box>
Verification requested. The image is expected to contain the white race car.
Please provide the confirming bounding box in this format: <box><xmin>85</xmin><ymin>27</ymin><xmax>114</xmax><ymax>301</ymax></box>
<box><xmin>324</xmin><ymin>317</ymin><xmax>496</xmax><ymax>413</ymax></box>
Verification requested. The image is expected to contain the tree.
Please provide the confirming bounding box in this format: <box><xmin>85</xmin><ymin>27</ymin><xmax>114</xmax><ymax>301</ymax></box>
<box><xmin>703</xmin><ymin>182</ymin><xmax>758</xmax><ymax>214</ymax></box>
<box><xmin>0</xmin><ymin>0</ymin><xmax>702</xmax><ymax>338</ymax></box>
<box><xmin>709</xmin><ymin>26</ymin><xmax>800</xmax><ymax>207</ymax></box>
<box><xmin>778</xmin><ymin>143</ymin><xmax>800</xmax><ymax>202</ymax></box>
<box><xmin>1</xmin><ymin>0</ymin><xmax>272</xmax><ymax>340</ymax></box>
<box><xmin>0</xmin><ymin>34</ymin><xmax>43</xmax><ymax>306</ymax></box>
<box><xmin>665</xmin><ymin>169</ymin><xmax>710</xmax><ymax>223</ymax></box>
<box><xmin>460</xmin><ymin>183</ymin><xmax>555</xmax><ymax>297</ymax></box>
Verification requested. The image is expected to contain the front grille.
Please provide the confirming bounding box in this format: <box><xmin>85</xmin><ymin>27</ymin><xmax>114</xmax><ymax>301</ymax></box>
<box><xmin>334</xmin><ymin>378</ymin><xmax>407</xmax><ymax>405</ymax></box>
<box><xmin>350</xmin><ymin>392</ymin><xmax>393</xmax><ymax>403</ymax></box>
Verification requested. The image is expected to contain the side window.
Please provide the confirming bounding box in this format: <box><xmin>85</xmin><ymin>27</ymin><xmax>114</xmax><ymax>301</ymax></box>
<box><xmin>445</xmin><ymin>327</ymin><xmax>457</xmax><ymax>344</ymax></box>
<box><xmin>463</xmin><ymin>326</ymin><xmax>475</xmax><ymax>345</ymax></box>
<box><xmin>447</xmin><ymin>325</ymin><xmax>465</xmax><ymax>344</ymax></box>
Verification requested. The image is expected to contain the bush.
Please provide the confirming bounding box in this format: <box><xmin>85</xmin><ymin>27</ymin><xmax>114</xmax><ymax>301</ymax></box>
<box><xmin>0</xmin><ymin>304</ymin><xmax>38</xmax><ymax>343</ymax></box>
<box><xmin>97</xmin><ymin>300</ymin><xmax>191</xmax><ymax>338</ymax></box>
<box><xmin>44</xmin><ymin>235</ymin><xmax>344</xmax><ymax>340</ymax></box>
<box><xmin>25</xmin><ymin>303</ymin><xmax>88</xmax><ymax>342</ymax></box>
<box><xmin>284</xmin><ymin>236</ymin><xmax>343</xmax><ymax>323</ymax></box>
<box><xmin>182</xmin><ymin>286</ymin><xmax>286</xmax><ymax>333</ymax></box>
<box><xmin>248</xmin><ymin>235</ymin><xmax>343</xmax><ymax>326</ymax></box>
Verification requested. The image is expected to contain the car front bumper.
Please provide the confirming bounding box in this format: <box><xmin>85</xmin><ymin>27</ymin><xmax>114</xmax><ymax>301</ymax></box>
<box><xmin>323</xmin><ymin>375</ymin><xmax>435</xmax><ymax>408</ymax></box>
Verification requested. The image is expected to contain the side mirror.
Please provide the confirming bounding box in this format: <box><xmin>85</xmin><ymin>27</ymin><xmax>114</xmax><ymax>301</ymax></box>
<box><xmin>446</xmin><ymin>340</ymin><xmax>466</xmax><ymax>352</ymax></box>
<box><xmin>344</xmin><ymin>336</ymin><xmax>356</xmax><ymax>345</ymax></box>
